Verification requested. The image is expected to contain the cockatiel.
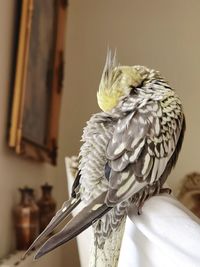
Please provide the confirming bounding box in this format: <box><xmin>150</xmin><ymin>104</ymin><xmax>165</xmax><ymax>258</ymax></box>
<box><xmin>24</xmin><ymin>51</ymin><xmax>185</xmax><ymax>266</ymax></box>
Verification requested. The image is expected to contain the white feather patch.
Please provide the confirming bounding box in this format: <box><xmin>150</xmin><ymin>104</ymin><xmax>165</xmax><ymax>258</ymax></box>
<box><xmin>92</xmin><ymin>204</ymin><xmax>102</xmax><ymax>211</ymax></box>
<box><xmin>131</xmin><ymin>137</ymin><xmax>141</xmax><ymax>149</ymax></box>
<box><xmin>114</xmin><ymin>143</ymin><xmax>126</xmax><ymax>155</ymax></box>
<box><xmin>117</xmin><ymin>176</ymin><xmax>135</xmax><ymax>197</ymax></box>
<box><xmin>160</xmin><ymin>144</ymin><xmax>164</xmax><ymax>157</ymax></box>
<box><xmin>130</xmin><ymin>139</ymin><xmax>145</xmax><ymax>162</ymax></box>
<box><xmin>121</xmin><ymin>171</ymin><xmax>130</xmax><ymax>181</ymax></box>
<box><xmin>150</xmin><ymin>158</ymin><xmax>159</xmax><ymax>183</ymax></box>
<box><xmin>142</xmin><ymin>154</ymin><xmax>151</xmax><ymax>175</ymax></box>
<box><xmin>157</xmin><ymin>157</ymin><xmax>168</xmax><ymax>179</ymax></box>
<box><xmin>155</xmin><ymin>118</ymin><xmax>160</xmax><ymax>135</ymax></box>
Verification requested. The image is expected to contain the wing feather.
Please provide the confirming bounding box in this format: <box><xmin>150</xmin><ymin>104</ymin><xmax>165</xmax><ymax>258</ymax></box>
<box><xmin>105</xmin><ymin>101</ymin><xmax>184</xmax><ymax>206</ymax></box>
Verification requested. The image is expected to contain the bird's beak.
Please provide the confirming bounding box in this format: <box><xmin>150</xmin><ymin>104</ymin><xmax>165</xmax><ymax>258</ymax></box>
<box><xmin>34</xmin><ymin>191</ymin><xmax>111</xmax><ymax>259</ymax></box>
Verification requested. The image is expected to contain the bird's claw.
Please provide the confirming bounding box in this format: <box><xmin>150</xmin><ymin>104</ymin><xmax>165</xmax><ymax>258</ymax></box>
<box><xmin>159</xmin><ymin>187</ymin><xmax>172</xmax><ymax>195</ymax></box>
<box><xmin>134</xmin><ymin>183</ymin><xmax>172</xmax><ymax>215</ymax></box>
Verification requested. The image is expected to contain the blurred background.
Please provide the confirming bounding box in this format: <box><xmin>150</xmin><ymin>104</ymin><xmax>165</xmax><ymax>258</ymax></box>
<box><xmin>0</xmin><ymin>0</ymin><xmax>200</xmax><ymax>266</ymax></box>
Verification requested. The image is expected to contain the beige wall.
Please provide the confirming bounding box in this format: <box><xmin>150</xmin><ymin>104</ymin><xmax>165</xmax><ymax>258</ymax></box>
<box><xmin>0</xmin><ymin>1</ymin><xmax>79</xmax><ymax>266</ymax></box>
<box><xmin>1</xmin><ymin>0</ymin><xmax>200</xmax><ymax>266</ymax></box>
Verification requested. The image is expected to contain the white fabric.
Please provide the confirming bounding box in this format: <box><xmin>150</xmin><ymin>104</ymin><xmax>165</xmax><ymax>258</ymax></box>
<box><xmin>118</xmin><ymin>194</ymin><xmax>200</xmax><ymax>267</ymax></box>
<box><xmin>65</xmin><ymin>158</ymin><xmax>200</xmax><ymax>267</ymax></box>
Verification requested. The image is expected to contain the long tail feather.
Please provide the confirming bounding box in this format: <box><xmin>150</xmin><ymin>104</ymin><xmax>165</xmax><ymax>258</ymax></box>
<box><xmin>23</xmin><ymin>195</ymin><xmax>81</xmax><ymax>259</ymax></box>
<box><xmin>35</xmin><ymin>192</ymin><xmax>111</xmax><ymax>259</ymax></box>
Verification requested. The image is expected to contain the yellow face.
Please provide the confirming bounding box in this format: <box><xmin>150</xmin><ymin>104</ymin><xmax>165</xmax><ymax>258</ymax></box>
<box><xmin>97</xmin><ymin>88</ymin><xmax>124</xmax><ymax>112</ymax></box>
<box><xmin>97</xmin><ymin>66</ymin><xmax>143</xmax><ymax>112</ymax></box>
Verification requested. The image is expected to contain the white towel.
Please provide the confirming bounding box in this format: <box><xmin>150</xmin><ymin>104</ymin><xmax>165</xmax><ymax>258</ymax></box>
<box><xmin>118</xmin><ymin>195</ymin><xmax>200</xmax><ymax>267</ymax></box>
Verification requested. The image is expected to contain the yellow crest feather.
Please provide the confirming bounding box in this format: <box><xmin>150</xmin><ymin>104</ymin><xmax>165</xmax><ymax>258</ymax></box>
<box><xmin>97</xmin><ymin>51</ymin><xmax>143</xmax><ymax>112</ymax></box>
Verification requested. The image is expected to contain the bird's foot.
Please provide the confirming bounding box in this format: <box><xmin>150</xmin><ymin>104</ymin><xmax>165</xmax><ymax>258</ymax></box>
<box><xmin>134</xmin><ymin>183</ymin><xmax>172</xmax><ymax>215</ymax></box>
<box><xmin>134</xmin><ymin>189</ymin><xmax>149</xmax><ymax>215</ymax></box>
<box><xmin>159</xmin><ymin>187</ymin><xmax>172</xmax><ymax>195</ymax></box>
<box><xmin>137</xmin><ymin>206</ymin><xmax>143</xmax><ymax>216</ymax></box>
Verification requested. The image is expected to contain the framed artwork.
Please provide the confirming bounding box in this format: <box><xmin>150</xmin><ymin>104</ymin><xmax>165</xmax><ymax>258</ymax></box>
<box><xmin>8</xmin><ymin>0</ymin><xmax>68</xmax><ymax>165</ymax></box>
<box><xmin>178</xmin><ymin>172</ymin><xmax>200</xmax><ymax>218</ymax></box>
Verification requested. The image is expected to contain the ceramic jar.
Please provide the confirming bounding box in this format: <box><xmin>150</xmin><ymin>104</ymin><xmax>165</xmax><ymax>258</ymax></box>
<box><xmin>13</xmin><ymin>187</ymin><xmax>39</xmax><ymax>250</ymax></box>
<box><xmin>37</xmin><ymin>183</ymin><xmax>56</xmax><ymax>233</ymax></box>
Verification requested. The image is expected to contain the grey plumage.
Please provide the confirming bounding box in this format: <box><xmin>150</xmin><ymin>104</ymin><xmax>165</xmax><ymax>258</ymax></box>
<box><xmin>25</xmin><ymin>52</ymin><xmax>185</xmax><ymax>266</ymax></box>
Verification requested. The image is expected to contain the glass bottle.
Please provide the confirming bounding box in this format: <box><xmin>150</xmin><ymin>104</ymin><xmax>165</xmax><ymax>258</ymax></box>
<box><xmin>13</xmin><ymin>187</ymin><xmax>39</xmax><ymax>250</ymax></box>
<box><xmin>37</xmin><ymin>183</ymin><xmax>56</xmax><ymax>233</ymax></box>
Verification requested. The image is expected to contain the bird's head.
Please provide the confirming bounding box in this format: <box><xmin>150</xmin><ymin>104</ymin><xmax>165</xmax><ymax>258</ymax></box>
<box><xmin>97</xmin><ymin>51</ymin><xmax>143</xmax><ymax>112</ymax></box>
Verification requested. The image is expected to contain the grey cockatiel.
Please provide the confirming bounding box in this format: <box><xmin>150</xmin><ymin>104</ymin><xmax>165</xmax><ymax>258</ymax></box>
<box><xmin>24</xmin><ymin>51</ymin><xmax>185</xmax><ymax>266</ymax></box>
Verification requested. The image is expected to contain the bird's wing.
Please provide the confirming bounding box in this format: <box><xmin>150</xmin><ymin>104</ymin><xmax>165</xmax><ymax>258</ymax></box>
<box><xmin>105</xmin><ymin>101</ymin><xmax>185</xmax><ymax>205</ymax></box>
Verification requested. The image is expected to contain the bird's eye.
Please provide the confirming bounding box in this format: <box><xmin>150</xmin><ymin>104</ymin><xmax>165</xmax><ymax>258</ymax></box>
<box><xmin>130</xmin><ymin>86</ymin><xmax>137</xmax><ymax>95</ymax></box>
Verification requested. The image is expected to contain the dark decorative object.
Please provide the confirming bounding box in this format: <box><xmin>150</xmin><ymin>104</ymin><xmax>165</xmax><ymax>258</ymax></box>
<box><xmin>37</xmin><ymin>183</ymin><xmax>56</xmax><ymax>233</ymax></box>
<box><xmin>178</xmin><ymin>172</ymin><xmax>200</xmax><ymax>218</ymax></box>
<box><xmin>13</xmin><ymin>187</ymin><xmax>39</xmax><ymax>250</ymax></box>
<box><xmin>8</xmin><ymin>0</ymin><xmax>68</xmax><ymax>165</ymax></box>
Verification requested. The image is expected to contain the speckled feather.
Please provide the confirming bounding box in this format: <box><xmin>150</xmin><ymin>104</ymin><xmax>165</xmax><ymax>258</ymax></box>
<box><xmin>29</xmin><ymin>55</ymin><xmax>185</xmax><ymax>266</ymax></box>
<box><xmin>78</xmin><ymin>66</ymin><xmax>185</xmax><ymax>263</ymax></box>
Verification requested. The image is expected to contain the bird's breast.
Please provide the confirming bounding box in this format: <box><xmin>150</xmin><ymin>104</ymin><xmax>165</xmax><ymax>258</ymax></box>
<box><xmin>79</xmin><ymin>113</ymin><xmax>115</xmax><ymax>204</ymax></box>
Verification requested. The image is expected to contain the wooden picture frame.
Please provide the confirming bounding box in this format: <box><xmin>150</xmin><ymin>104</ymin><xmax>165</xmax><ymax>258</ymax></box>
<box><xmin>8</xmin><ymin>0</ymin><xmax>68</xmax><ymax>165</ymax></box>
